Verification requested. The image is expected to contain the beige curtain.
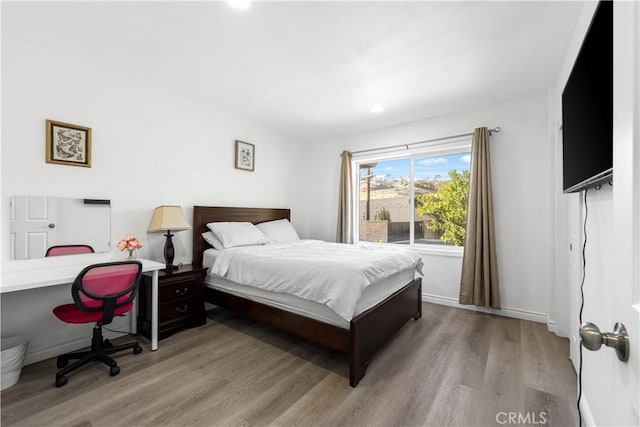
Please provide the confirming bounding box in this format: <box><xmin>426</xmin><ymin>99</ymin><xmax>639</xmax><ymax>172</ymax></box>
<box><xmin>336</xmin><ymin>150</ymin><xmax>353</xmax><ymax>243</ymax></box>
<box><xmin>459</xmin><ymin>127</ymin><xmax>501</xmax><ymax>309</ymax></box>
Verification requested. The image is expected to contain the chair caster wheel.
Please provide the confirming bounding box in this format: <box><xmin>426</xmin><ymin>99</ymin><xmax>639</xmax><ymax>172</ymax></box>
<box><xmin>133</xmin><ymin>345</ymin><xmax>142</xmax><ymax>355</ymax></box>
<box><xmin>103</xmin><ymin>339</ymin><xmax>114</xmax><ymax>349</ymax></box>
<box><xmin>109</xmin><ymin>365</ymin><xmax>120</xmax><ymax>376</ymax></box>
<box><xmin>57</xmin><ymin>358</ymin><xmax>69</xmax><ymax>368</ymax></box>
<box><xmin>55</xmin><ymin>375</ymin><xmax>68</xmax><ymax>387</ymax></box>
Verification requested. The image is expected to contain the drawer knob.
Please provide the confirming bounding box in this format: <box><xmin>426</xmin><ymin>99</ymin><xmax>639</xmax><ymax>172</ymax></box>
<box><xmin>176</xmin><ymin>305</ymin><xmax>188</xmax><ymax>313</ymax></box>
<box><xmin>176</xmin><ymin>287</ymin><xmax>188</xmax><ymax>296</ymax></box>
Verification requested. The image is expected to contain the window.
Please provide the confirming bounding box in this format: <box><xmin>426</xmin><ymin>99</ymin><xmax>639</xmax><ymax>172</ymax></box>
<box><xmin>356</xmin><ymin>145</ymin><xmax>471</xmax><ymax>248</ymax></box>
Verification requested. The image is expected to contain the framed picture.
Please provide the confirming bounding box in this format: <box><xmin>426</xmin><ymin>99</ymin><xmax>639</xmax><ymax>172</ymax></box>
<box><xmin>235</xmin><ymin>140</ymin><xmax>255</xmax><ymax>171</ymax></box>
<box><xmin>46</xmin><ymin>119</ymin><xmax>92</xmax><ymax>168</ymax></box>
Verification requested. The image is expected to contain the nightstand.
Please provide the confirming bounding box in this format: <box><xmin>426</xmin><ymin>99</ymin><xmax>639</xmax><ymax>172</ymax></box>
<box><xmin>137</xmin><ymin>264</ymin><xmax>207</xmax><ymax>341</ymax></box>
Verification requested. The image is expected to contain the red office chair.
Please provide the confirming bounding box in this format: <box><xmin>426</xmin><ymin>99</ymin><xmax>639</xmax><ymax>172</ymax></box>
<box><xmin>46</xmin><ymin>245</ymin><xmax>95</xmax><ymax>257</ymax></box>
<box><xmin>53</xmin><ymin>261</ymin><xmax>143</xmax><ymax>387</ymax></box>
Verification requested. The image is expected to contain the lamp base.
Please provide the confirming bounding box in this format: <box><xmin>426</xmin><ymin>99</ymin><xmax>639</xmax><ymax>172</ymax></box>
<box><xmin>163</xmin><ymin>231</ymin><xmax>176</xmax><ymax>269</ymax></box>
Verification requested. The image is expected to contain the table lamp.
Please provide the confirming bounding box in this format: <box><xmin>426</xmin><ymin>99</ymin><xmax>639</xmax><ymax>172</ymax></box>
<box><xmin>147</xmin><ymin>205</ymin><xmax>191</xmax><ymax>269</ymax></box>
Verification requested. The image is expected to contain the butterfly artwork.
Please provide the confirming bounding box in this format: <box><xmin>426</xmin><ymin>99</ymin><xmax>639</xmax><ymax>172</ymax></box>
<box><xmin>54</xmin><ymin>129</ymin><xmax>85</xmax><ymax>161</ymax></box>
<box><xmin>46</xmin><ymin>120</ymin><xmax>92</xmax><ymax>167</ymax></box>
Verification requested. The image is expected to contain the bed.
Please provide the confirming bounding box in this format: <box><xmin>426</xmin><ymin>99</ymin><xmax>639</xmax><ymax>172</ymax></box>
<box><xmin>192</xmin><ymin>206</ymin><xmax>422</xmax><ymax>387</ymax></box>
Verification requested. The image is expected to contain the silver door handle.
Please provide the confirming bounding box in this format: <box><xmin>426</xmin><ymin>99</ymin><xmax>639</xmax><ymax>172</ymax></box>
<box><xmin>580</xmin><ymin>322</ymin><xmax>630</xmax><ymax>362</ymax></box>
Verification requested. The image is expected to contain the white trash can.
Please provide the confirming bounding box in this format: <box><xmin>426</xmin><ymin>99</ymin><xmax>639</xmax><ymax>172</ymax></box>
<box><xmin>1</xmin><ymin>336</ymin><xmax>29</xmax><ymax>390</ymax></box>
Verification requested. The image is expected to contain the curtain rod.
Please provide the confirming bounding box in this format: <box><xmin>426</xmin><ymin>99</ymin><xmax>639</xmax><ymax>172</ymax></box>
<box><xmin>341</xmin><ymin>127</ymin><xmax>501</xmax><ymax>157</ymax></box>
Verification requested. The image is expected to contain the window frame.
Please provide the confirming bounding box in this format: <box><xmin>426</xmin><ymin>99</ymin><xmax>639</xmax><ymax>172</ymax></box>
<box><xmin>352</xmin><ymin>138</ymin><xmax>472</xmax><ymax>255</ymax></box>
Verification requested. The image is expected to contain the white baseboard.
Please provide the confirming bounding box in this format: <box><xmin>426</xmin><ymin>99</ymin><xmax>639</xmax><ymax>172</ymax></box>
<box><xmin>546</xmin><ymin>319</ymin><xmax>557</xmax><ymax>333</ymax></box>
<box><xmin>23</xmin><ymin>330</ymin><xmax>126</xmax><ymax>366</ymax></box>
<box><xmin>422</xmin><ymin>293</ymin><xmax>549</xmax><ymax>324</ymax></box>
<box><xmin>580</xmin><ymin>394</ymin><xmax>596</xmax><ymax>427</ymax></box>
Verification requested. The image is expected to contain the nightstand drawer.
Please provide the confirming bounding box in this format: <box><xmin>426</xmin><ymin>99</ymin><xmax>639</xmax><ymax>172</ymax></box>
<box><xmin>158</xmin><ymin>295</ymin><xmax>204</xmax><ymax>322</ymax></box>
<box><xmin>159</xmin><ymin>280</ymin><xmax>202</xmax><ymax>301</ymax></box>
<box><xmin>158</xmin><ymin>295</ymin><xmax>204</xmax><ymax>323</ymax></box>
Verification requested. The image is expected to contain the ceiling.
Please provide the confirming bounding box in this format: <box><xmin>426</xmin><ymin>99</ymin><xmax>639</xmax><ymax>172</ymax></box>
<box><xmin>3</xmin><ymin>1</ymin><xmax>583</xmax><ymax>140</ymax></box>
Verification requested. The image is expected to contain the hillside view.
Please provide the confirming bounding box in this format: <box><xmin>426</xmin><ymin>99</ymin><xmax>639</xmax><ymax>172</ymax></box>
<box><xmin>359</xmin><ymin>156</ymin><xmax>470</xmax><ymax>246</ymax></box>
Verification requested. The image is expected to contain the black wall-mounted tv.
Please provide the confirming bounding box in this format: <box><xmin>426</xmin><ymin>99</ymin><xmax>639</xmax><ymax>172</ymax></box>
<box><xmin>562</xmin><ymin>0</ymin><xmax>613</xmax><ymax>193</ymax></box>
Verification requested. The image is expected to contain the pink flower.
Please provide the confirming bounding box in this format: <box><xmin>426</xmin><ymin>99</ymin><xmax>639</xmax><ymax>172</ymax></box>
<box><xmin>117</xmin><ymin>234</ymin><xmax>143</xmax><ymax>252</ymax></box>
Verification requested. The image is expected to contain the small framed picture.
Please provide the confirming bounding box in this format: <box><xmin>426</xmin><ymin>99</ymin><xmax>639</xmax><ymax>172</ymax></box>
<box><xmin>46</xmin><ymin>119</ymin><xmax>92</xmax><ymax>168</ymax></box>
<box><xmin>235</xmin><ymin>140</ymin><xmax>255</xmax><ymax>171</ymax></box>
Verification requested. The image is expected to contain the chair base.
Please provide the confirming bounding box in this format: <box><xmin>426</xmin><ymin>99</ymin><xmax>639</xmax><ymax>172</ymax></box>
<box><xmin>55</xmin><ymin>326</ymin><xmax>142</xmax><ymax>387</ymax></box>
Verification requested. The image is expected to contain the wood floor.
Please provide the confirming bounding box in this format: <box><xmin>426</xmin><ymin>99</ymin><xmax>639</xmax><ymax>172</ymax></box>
<box><xmin>1</xmin><ymin>303</ymin><xmax>577</xmax><ymax>426</ymax></box>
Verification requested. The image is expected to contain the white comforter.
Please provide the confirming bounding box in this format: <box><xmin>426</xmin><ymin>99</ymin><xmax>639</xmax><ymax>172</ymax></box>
<box><xmin>210</xmin><ymin>240</ymin><xmax>423</xmax><ymax>321</ymax></box>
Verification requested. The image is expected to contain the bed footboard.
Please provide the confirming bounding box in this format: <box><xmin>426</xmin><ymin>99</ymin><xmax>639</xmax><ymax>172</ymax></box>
<box><xmin>349</xmin><ymin>278</ymin><xmax>422</xmax><ymax>387</ymax></box>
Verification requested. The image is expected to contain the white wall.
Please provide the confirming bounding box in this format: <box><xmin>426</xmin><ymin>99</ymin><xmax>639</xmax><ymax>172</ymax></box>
<box><xmin>305</xmin><ymin>92</ymin><xmax>556</xmax><ymax>325</ymax></box>
<box><xmin>1</xmin><ymin>37</ymin><xmax>308</xmax><ymax>263</ymax></box>
<box><xmin>553</xmin><ymin>2</ymin><xmax>640</xmax><ymax>425</ymax></box>
<box><xmin>1</xmin><ymin>35</ymin><xmax>308</xmax><ymax>364</ymax></box>
<box><xmin>551</xmin><ymin>0</ymin><xmax>600</xmax><ymax>352</ymax></box>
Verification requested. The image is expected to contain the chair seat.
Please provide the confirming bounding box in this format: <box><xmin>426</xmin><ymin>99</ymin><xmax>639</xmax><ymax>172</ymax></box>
<box><xmin>53</xmin><ymin>303</ymin><xmax>133</xmax><ymax>324</ymax></box>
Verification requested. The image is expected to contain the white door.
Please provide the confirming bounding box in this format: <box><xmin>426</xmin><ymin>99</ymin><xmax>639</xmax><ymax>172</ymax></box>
<box><xmin>582</xmin><ymin>3</ymin><xmax>639</xmax><ymax>426</ymax></box>
<box><xmin>9</xmin><ymin>196</ymin><xmax>58</xmax><ymax>259</ymax></box>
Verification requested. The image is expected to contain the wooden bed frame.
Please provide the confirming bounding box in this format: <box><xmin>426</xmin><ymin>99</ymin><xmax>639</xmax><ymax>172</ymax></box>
<box><xmin>192</xmin><ymin>206</ymin><xmax>422</xmax><ymax>387</ymax></box>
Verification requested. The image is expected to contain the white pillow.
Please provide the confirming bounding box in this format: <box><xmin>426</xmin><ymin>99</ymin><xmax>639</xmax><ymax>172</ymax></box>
<box><xmin>202</xmin><ymin>231</ymin><xmax>225</xmax><ymax>250</ymax></box>
<box><xmin>256</xmin><ymin>219</ymin><xmax>300</xmax><ymax>243</ymax></box>
<box><xmin>206</xmin><ymin>222</ymin><xmax>269</xmax><ymax>248</ymax></box>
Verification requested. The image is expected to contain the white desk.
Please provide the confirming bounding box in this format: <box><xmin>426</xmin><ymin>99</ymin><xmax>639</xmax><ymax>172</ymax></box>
<box><xmin>1</xmin><ymin>256</ymin><xmax>165</xmax><ymax>351</ymax></box>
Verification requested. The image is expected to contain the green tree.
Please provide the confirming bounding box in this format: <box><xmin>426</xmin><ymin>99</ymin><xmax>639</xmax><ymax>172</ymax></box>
<box><xmin>415</xmin><ymin>169</ymin><xmax>470</xmax><ymax>246</ymax></box>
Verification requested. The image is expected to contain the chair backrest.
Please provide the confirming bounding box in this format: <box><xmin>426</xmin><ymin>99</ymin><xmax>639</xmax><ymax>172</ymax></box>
<box><xmin>46</xmin><ymin>245</ymin><xmax>95</xmax><ymax>257</ymax></box>
<box><xmin>72</xmin><ymin>261</ymin><xmax>143</xmax><ymax>325</ymax></box>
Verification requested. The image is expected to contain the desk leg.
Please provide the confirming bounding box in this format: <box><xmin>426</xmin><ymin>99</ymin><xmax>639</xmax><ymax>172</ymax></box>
<box><xmin>130</xmin><ymin>296</ymin><xmax>138</xmax><ymax>334</ymax></box>
<box><xmin>151</xmin><ymin>270</ymin><xmax>158</xmax><ymax>351</ymax></box>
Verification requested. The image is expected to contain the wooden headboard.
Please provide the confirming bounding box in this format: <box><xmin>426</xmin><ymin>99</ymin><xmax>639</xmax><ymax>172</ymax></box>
<box><xmin>192</xmin><ymin>206</ymin><xmax>291</xmax><ymax>267</ymax></box>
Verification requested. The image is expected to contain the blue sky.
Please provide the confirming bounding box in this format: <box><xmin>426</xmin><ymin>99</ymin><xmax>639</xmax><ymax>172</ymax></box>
<box><xmin>363</xmin><ymin>152</ymin><xmax>471</xmax><ymax>181</ymax></box>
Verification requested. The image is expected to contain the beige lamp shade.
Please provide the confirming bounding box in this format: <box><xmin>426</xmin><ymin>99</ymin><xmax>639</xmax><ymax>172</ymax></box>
<box><xmin>147</xmin><ymin>205</ymin><xmax>191</xmax><ymax>233</ymax></box>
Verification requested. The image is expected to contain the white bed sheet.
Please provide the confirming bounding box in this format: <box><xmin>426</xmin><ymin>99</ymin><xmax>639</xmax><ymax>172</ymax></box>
<box><xmin>209</xmin><ymin>240</ymin><xmax>423</xmax><ymax>321</ymax></box>
<box><xmin>205</xmin><ymin>268</ymin><xmax>416</xmax><ymax>329</ymax></box>
<box><xmin>203</xmin><ymin>248</ymin><xmax>221</xmax><ymax>269</ymax></box>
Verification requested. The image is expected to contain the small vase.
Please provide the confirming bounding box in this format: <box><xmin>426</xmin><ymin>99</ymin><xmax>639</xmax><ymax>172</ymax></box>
<box><xmin>127</xmin><ymin>249</ymin><xmax>137</xmax><ymax>261</ymax></box>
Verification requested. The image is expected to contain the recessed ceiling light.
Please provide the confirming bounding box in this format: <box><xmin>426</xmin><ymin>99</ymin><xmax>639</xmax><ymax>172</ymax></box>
<box><xmin>228</xmin><ymin>0</ymin><xmax>251</xmax><ymax>9</ymax></box>
<box><xmin>370</xmin><ymin>105</ymin><xmax>384</xmax><ymax>114</ymax></box>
